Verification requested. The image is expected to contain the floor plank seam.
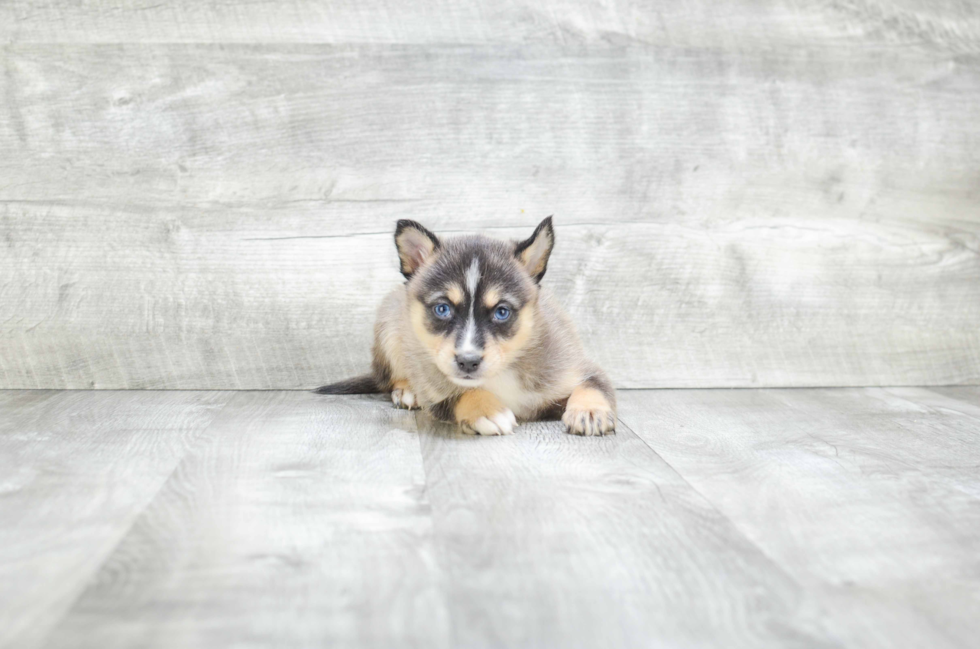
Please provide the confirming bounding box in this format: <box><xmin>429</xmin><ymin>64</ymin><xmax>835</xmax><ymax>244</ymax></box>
<box><xmin>30</xmin><ymin>392</ymin><xmax>238</xmax><ymax>648</ymax></box>
<box><xmin>612</xmin><ymin>413</ymin><xmax>837</xmax><ymax>616</ymax></box>
<box><xmin>411</xmin><ymin>410</ymin><xmax>460</xmax><ymax>649</ymax></box>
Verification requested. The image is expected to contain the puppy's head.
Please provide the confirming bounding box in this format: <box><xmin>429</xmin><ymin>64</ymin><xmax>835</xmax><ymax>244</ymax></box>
<box><xmin>395</xmin><ymin>217</ymin><xmax>555</xmax><ymax>388</ymax></box>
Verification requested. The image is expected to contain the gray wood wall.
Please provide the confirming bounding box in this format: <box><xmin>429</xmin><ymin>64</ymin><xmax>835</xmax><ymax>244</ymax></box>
<box><xmin>2</xmin><ymin>1</ymin><xmax>979</xmax><ymax>389</ymax></box>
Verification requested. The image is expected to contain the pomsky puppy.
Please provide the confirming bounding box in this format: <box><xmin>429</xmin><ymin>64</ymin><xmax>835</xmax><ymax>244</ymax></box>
<box><xmin>315</xmin><ymin>217</ymin><xmax>616</xmax><ymax>436</ymax></box>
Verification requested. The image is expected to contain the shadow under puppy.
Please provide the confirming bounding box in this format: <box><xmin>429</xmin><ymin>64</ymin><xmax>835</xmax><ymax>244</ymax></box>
<box><xmin>316</xmin><ymin>217</ymin><xmax>616</xmax><ymax>436</ymax></box>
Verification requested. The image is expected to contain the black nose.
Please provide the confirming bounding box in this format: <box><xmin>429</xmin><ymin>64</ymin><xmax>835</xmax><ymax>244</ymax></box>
<box><xmin>455</xmin><ymin>353</ymin><xmax>482</xmax><ymax>373</ymax></box>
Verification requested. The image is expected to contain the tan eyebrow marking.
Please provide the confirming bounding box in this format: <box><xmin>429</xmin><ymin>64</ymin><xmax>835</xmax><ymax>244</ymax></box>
<box><xmin>446</xmin><ymin>284</ymin><xmax>464</xmax><ymax>305</ymax></box>
<box><xmin>483</xmin><ymin>287</ymin><xmax>501</xmax><ymax>309</ymax></box>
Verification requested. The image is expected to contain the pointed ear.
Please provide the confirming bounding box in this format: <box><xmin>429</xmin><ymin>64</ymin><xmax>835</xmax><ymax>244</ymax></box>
<box><xmin>394</xmin><ymin>220</ymin><xmax>440</xmax><ymax>278</ymax></box>
<box><xmin>514</xmin><ymin>216</ymin><xmax>555</xmax><ymax>283</ymax></box>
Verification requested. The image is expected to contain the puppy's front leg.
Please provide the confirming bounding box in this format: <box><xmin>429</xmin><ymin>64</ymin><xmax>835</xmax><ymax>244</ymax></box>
<box><xmin>390</xmin><ymin>379</ymin><xmax>421</xmax><ymax>410</ymax></box>
<box><xmin>452</xmin><ymin>389</ymin><xmax>517</xmax><ymax>436</ymax></box>
<box><xmin>563</xmin><ymin>373</ymin><xmax>617</xmax><ymax>436</ymax></box>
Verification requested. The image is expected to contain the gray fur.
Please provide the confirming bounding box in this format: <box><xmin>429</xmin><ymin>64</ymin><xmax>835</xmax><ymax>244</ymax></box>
<box><xmin>321</xmin><ymin>218</ymin><xmax>616</xmax><ymax>435</ymax></box>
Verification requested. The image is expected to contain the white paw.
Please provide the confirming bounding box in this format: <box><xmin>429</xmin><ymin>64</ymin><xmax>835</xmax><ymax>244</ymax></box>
<box><xmin>391</xmin><ymin>387</ymin><xmax>420</xmax><ymax>410</ymax></box>
<box><xmin>562</xmin><ymin>407</ymin><xmax>616</xmax><ymax>436</ymax></box>
<box><xmin>463</xmin><ymin>408</ymin><xmax>517</xmax><ymax>436</ymax></box>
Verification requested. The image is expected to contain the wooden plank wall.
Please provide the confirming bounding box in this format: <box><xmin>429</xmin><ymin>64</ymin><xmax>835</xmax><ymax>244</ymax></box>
<box><xmin>1</xmin><ymin>1</ymin><xmax>979</xmax><ymax>389</ymax></box>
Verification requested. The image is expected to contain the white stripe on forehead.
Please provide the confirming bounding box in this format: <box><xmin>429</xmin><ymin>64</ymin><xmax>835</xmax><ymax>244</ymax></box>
<box><xmin>465</xmin><ymin>257</ymin><xmax>481</xmax><ymax>296</ymax></box>
<box><xmin>459</xmin><ymin>317</ymin><xmax>478</xmax><ymax>354</ymax></box>
<box><xmin>459</xmin><ymin>257</ymin><xmax>482</xmax><ymax>355</ymax></box>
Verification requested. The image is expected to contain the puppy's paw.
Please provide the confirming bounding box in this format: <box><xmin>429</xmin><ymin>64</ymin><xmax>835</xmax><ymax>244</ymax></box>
<box><xmin>456</xmin><ymin>389</ymin><xmax>517</xmax><ymax>436</ymax></box>
<box><xmin>463</xmin><ymin>409</ymin><xmax>517</xmax><ymax>436</ymax></box>
<box><xmin>563</xmin><ymin>408</ymin><xmax>616</xmax><ymax>436</ymax></box>
<box><xmin>563</xmin><ymin>386</ymin><xmax>616</xmax><ymax>436</ymax></box>
<box><xmin>391</xmin><ymin>380</ymin><xmax>421</xmax><ymax>410</ymax></box>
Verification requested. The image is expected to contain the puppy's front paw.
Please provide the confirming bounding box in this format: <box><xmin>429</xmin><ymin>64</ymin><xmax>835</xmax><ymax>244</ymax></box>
<box><xmin>563</xmin><ymin>386</ymin><xmax>616</xmax><ymax>436</ymax></box>
<box><xmin>464</xmin><ymin>409</ymin><xmax>517</xmax><ymax>436</ymax></box>
<box><xmin>455</xmin><ymin>389</ymin><xmax>517</xmax><ymax>436</ymax></box>
<box><xmin>391</xmin><ymin>380</ymin><xmax>420</xmax><ymax>410</ymax></box>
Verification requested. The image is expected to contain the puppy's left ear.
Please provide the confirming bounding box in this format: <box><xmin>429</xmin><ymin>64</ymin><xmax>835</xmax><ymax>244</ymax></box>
<box><xmin>514</xmin><ymin>216</ymin><xmax>555</xmax><ymax>283</ymax></box>
<box><xmin>395</xmin><ymin>220</ymin><xmax>440</xmax><ymax>278</ymax></box>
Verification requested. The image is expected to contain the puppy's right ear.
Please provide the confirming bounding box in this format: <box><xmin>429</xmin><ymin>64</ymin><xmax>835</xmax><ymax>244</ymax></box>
<box><xmin>395</xmin><ymin>220</ymin><xmax>440</xmax><ymax>278</ymax></box>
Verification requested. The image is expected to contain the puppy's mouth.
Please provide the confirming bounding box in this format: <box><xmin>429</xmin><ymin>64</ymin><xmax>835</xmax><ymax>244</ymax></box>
<box><xmin>448</xmin><ymin>373</ymin><xmax>484</xmax><ymax>387</ymax></box>
<box><xmin>446</xmin><ymin>367</ymin><xmax>487</xmax><ymax>388</ymax></box>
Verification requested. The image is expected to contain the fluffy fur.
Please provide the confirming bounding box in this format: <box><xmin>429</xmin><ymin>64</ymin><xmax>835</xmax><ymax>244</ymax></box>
<box><xmin>315</xmin><ymin>217</ymin><xmax>616</xmax><ymax>436</ymax></box>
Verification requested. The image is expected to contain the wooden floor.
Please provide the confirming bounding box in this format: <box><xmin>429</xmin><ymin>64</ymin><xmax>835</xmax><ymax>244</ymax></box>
<box><xmin>2</xmin><ymin>387</ymin><xmax>979</xmax><ymax>648</ymax></box>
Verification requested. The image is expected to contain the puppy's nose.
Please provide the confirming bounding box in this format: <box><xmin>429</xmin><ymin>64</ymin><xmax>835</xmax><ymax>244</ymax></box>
<box><xmin>455</xmin><ymin>353</ymin><xmax>482</xmax><ymax>374</ymax></box>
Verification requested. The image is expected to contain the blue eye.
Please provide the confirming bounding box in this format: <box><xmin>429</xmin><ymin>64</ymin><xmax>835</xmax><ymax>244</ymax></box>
<box><xmin>493</xmin><ymin>305</ymin><xmax>511</xmax><ymax>322</ymax></box>
<box><xmin>433</xmin><ymin>303</ymin><xmax>452</xmax><ymax>319</ymax></box>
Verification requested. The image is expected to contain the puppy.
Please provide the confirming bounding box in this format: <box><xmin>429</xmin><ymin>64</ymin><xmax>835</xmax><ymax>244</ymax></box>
<box><xmin>315</xmin><ymin>217</ymin><xmax>616</xmax><ymax>436</ymax></box>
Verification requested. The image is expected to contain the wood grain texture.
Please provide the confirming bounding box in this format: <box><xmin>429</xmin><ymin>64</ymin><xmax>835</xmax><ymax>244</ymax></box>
<box><xmin>2</xmin><ymin>0</ymin><xmax>979</xmax><ymax>49</ymax></box>
<box><xmin>4</xmin><ymin>388</ymin><xmax>980</xmax><ymax>647</ymax></box>
<box><xmin>617</xmin><ymin>388</ymin><xmax>980</xmax><ymax>648</ymax></box>
<box><xmin>41</xmin><ymin>392</ymin><xmax>450</xmax><ymax>649</ymax></box>
<box><xmin>0</xmin><ymin>390</ymin><xmax>231</xmax><ymax>649</ymax></box>
<box><xmin>2</xmin><ymin>39</ymin><xmax>979</xmax><ymax>389</ymax></box>
<box><xmin>416</xmin><ymin>415</ymin><xmax>839</xmax><ymax>648</ymax></box>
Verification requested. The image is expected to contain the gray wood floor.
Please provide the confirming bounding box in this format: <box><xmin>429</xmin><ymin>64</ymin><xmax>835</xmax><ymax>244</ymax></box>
<box><xmin>2</xmin><ymin>387</ymin><xmax>978</xmax><ymax>648</ymax></box>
